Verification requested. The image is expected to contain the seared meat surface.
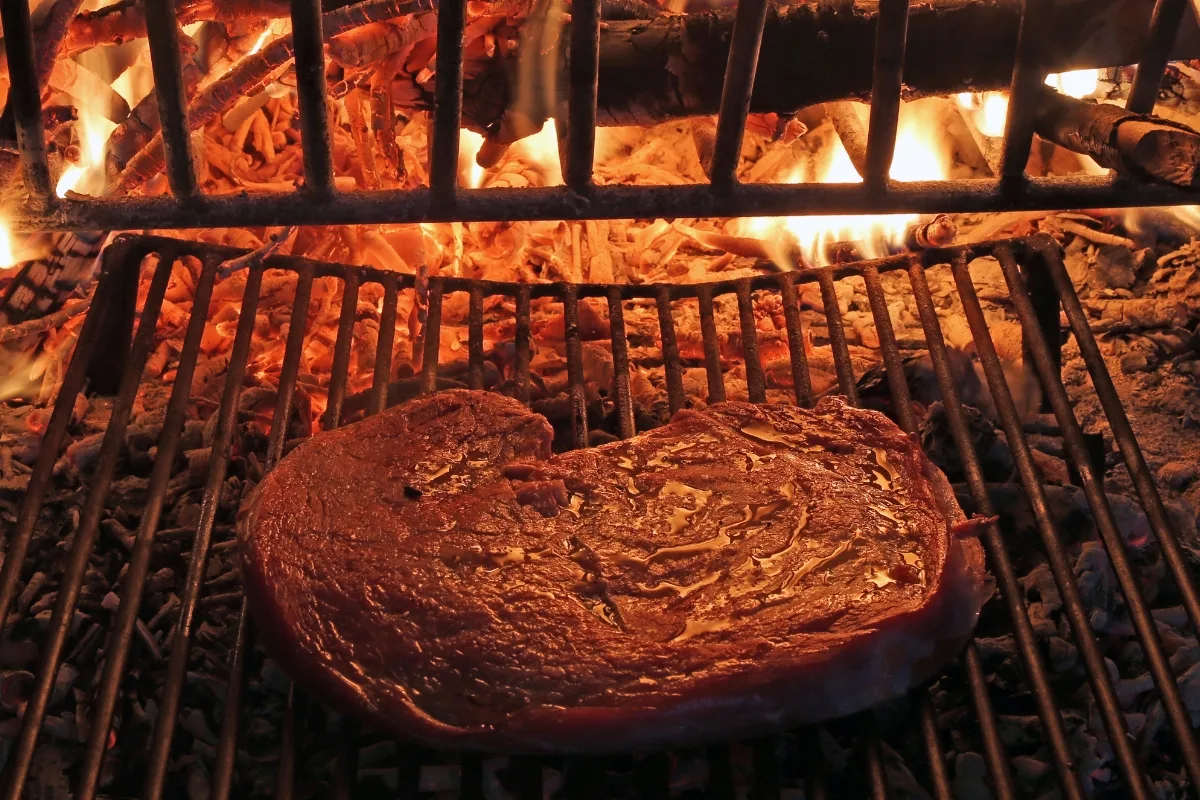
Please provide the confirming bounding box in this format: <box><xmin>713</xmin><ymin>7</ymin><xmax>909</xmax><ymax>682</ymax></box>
<box><xmin>239</xmin><ymin>390</ymin><xmax>986</xmax><ymax>753</ymax></box>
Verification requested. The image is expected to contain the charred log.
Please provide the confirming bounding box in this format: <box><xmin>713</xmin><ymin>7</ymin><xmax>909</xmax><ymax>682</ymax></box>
<box><xmin>1035</xmin><ymin>87</ymin><xmax>1200</xmax><ymax>189</ymax></box>
<box><xmin>464</xmin><ymin>0</ymin><xmax>1200</xmax><ymax>141</ymax></box>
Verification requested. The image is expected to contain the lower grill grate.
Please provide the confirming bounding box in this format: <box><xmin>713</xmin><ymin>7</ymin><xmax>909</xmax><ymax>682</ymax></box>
<box><xmin>2</xmin><ymin>233</ymin><xmax>1197</xmax><ymax>799</ymax></box>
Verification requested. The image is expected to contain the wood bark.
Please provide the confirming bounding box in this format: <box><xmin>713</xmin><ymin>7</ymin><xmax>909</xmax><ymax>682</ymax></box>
<box><xmin>1035</xmin><ymin>87</ymin><xmax>1200</xmax><ymax>188</ymax></box>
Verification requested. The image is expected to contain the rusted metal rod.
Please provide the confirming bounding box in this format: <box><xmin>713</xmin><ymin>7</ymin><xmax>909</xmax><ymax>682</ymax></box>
<box><xmin>292</xmin><ymin>0</ymin><xmax>336</xmax><ymax>196</ymax></box>
<box><xmin>429</xmin><ymin>0</ymin><xmax>467</xmax><ymax>206</ymax></box>
<box><xmin>1126</xmin><ymin>0</ymin><xmax>1189</xmax><ymax>113</ymax></box>
<box><xmin>0</xmin><ymin>0</ymin><xmax>55</xmax><ymax>208</ymax></box>
<box><xmin>864</xmin><ymin>0</ymin><xmax>910</xmax><ymax>188</ymax></box>
<box><xmin>143</xmin><ymin>0</ymin><xmax>199</xmax><ymax>200</ymax></box>
<box><xmin>709</xmin><ymin>0</ymin><xmax>770</xmax><ymax>187</ymax></box>
<box><xmin>8</xmin><ymin>175</ymin><xmax>1197</xmax><ymax>233</ymax></box>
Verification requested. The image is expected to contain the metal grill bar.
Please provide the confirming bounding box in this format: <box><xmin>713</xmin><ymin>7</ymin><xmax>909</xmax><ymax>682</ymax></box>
<box><xmin>15</xmin><ymin>174</ymin><xmax>1199</xmax><ymax>233</ymax></box>
<box><xmin>274</xmin><ymin>685</ymin><xmax>302</xmax><ymax>800</ymax></box>
<box><xmin>3</xmin><ymin>251</ymin><xmax>171</xmax><ymax>800</ymax></box>
<box><xmin>916</xmin><ymin>695</ymin><xmax>952</xmax><ymax>800</ymax></box>
<box><xmin>291</xmin><ymin>0</ymin><xmax>337</xmax><ymax>196</ymax></box>
<box><xmin>373</xmin><ymin>275</ymin><xmax>400</xmax><ymax>415</ymax></box>
<box><xmin>143</xmin><ymin>266</ymin><xmax>265</xmax><ymax>800</ymax></box>
<box><xmin>325</xmin><ymin>270</ymin><xmax>361</xmax><ymax>428</ymax></box>
<box><xmin>74</xmin><ymin>251</ymin><xmax>220</xmax><ymax>800</ymax></box>
<box><xmin>607</xmin><ymin>287</ymin><xmax>636</xmax><ymax>439</ymax></box>
<box><xmin>863</xmin><ymin>0</ymin><xmax>910</xmax><ymax>188</ymax></box>
<box><xmin>961</xmin><ymin>645</ymin><xmax>1017</xmax><ymax>799</ymax></box>
<box><xmin>0</xmin><ymin>252</ymin><xmax>116</xmax><ymax>642</ymax></box>
<box><xmin>735</xmin><ymin>281</ymin><xmax>766</xmax><ymax>403</ymax></box>
<box><xmin>861</xmin><ymin>714</ymin><xmax>889</xmax><ymax>800</ymax></box>
<box><xmin>1127</xmin><ymin>0</ymin><xmax>1190</xmax><ymax>113</ymax></box>
<box><xmin>707</xmin><ymin>744</ymin><xmax>735</xmax><ymax>798</ymax></box>
<box><xmin>563</xmin><ymin>284</ymin><xmax>590</xmax><ymax>448</ymax></box>
<box><xmin>801</xmin><ymin>279</ymin><xmax>890</xmax><ymax>800</ymax></box>
<box><xmin>9</xmin><ymin>233</ymin><xmax>1195</xmax><ymax>798</ymax></box>
<box><xmin>690</xmin><ymin>288</ymin><xmax>723</xmax><ymax>406</ymax></box>
<box><xmin>515</xmin><ymin>284</ymin><xmax>532</xmax><ymax>405</ymax></box>
<box><xmin>998</xmin><ymin>0</ymin><xmax>1050</xmax><ymax>184</ymax></box>
<box><xmin>212</xmin><ymin>600</ymin><xmax>251</xmax><ymax>800</ymax></box>
<box><xmin>461</xmin><ymin>755</ymin><xmax>484</xmax><ymax>800</ymax></box>
<box><xmin>859</xmin><ymin>265</ymin><xmax>960</xmax><ymax>800</ymax></box>
<box><xmin>709</xmin><ymin>0</ymin><xmax>770</xmax><ymax>187</ymax></box>
<box><xmin>655</xmin><ymin>286</ymin><xmax>686</xmax><ymax>414</ymax></box>
<box><xmin>421</xmin><ymin>279</ymin><xmax>446</xmax><ymax>393</ymax></box>
<box><xmin>143</xmin><ymin>0</ymin><xmax>199</xmax><ymax>200</ymax></box>
<box><xmin>861</xmin><ymin>265</ymin><xmax>915</xmax><ymax>432</ymax></box>
<box><xmin>777</xmin><ymin>276</ymin><xmax>811</xmax><ymax>407</ymax></box>
<box><xmin>566</xmin><ymin>0</ymin><xmax>600</xmax><ymax>190</ymax></box>
<box><xmin>906</xmin><ymin>259</ymin><xmax>1086</xmax><ymax>800</ymax></box>
<box><xmin>5</xmin><ymin>0</ymin><xmax>1200</xmax><ymax>231</ymax></box>
<box><xmin>0</xmin><ymin>0</ymin><xmax>53</xmax><ymax>207</ymax></box>
<box><xmin>990</xmin><ymin>245</ymin><xmax>1200</xmax><ymax>788</ymax></box>
<box><xmin>1035</xmin><ymin>240</ymin><xmax>1200</xmax><ymax>636</ymax></box>
<box><xmin>469</xmin><ymin>284</ymin><xmax>486</xmax><ymax>389</ymax></box>
<box><xmin>949</xmin><ymin>250</ymin><xmax>1152</xmax><ymax>797</ymax></box>
<box><xmin>430</xmin><ymin>0</ymin><xmax>467</xmax><ymax>204</ymax></box>
<box><xmin>271</xmin><ymin>266</ymin><xmax>352</xmax><ymax>800</ymax></box>
<box><xmin>816</xmin><ymin>270</ymin><xmax>857</xmax><ymax>404</ymax></box>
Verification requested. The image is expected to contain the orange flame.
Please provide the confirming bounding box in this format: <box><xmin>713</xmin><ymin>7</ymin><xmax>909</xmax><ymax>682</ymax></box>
<box><xmin>513</xmin><ymin>120</ymin><xmax>563</xmax><ymax>186</ymax></box>
<box><xmin>0</xmin><ymin>221</ymin><xmax>15</xmax><ymax>272</ymax></box>
<box><xmin>459</xmin><ymin>129</ymin><xmax>487</xmax><ymax>188</ymax></box>
<box><xmin>958</xmin><ymin>70</ymin><xmax>1101</xmax><ymax>139</ymax></box>
<box><xmin>746</xmin><ymin>103</ymin><xmax>949</xmax><ymax>267</ymax></box>
<box><xmin>56</xmin><ymin>111</ymin><xmax>116</xmax><ymax>198</ymax></box>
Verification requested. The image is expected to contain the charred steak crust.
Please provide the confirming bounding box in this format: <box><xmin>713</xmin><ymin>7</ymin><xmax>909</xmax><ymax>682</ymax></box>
<box><xmin>239</xmin><ymin>390</ymin><xmax>986</xmax><ymax>753</ymax></box>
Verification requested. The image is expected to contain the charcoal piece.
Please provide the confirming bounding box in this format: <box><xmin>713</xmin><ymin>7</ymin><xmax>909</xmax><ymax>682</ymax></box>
<box><xmin>919</xmin><ymin>402</ymin><xmax>1013</xmax><ymax>483</ymax></box>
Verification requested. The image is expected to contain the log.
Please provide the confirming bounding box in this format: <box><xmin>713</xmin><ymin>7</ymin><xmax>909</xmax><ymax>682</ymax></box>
<box><xmin>462</xmin><ymin>0</ymin><xmax>1200</xmax><ymax>140</ymax></box>
<box><xmin>1035</xmin><ymin>87</ymin><xmax>1200</xmax><ymax>189</ymax></box>
<box><xmin>824</xmin><ymin>102</ymin><xmax>869</xmax><ymax>178</ymax></box>
<box><xmin>61</xmin><ymin>0</ymin><xmax>291</xmax><ymax>56</ymax></box>
<box><xmin>80</xmin><ymin>0</ymin><xmax>1200</xmax><ymax>195</ymax></box>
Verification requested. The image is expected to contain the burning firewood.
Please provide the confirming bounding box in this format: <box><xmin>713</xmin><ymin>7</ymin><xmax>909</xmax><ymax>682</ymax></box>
<box><xmin>1035</xmin><ymin>87</ymin><xmax>1200</xmax><ymax>189</ymax></box>
<box><xmin>459</xmin><ymin>0</ymin><xmax>1200</xmax><ymax>145</ymax></box>
<box><xmin>59</xmin><ymin>0</ymin><xmax>290</xmax><ymax>57</ymax></box>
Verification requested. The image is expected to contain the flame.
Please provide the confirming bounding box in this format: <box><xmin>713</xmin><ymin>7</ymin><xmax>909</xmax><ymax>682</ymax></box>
<box><xmin>459</xmin><ymin>129</ymin><xmax>486</xmax><ymax>188</ymax></box>
<box><xmin>0</xmin><ymin>221</ymin><xmax>14</xmax><ymax>271</ymax></box>
<box><xmin>1046</xmin><ymin>69</ymin><xmax>1100</xmax><ymax>99</ymax></box>
<box><xmin>749</xmin><ymin>106</ymin><xmax>948</xmax><ymax>267</ymax></box>
<box><xmin>249</xmin><ymin>28</ymin><xmax>273</xmax><ymax>55</ymax></box>
<box><xmin>958</xmin><ymin>70</ymin><xmax>1100</xmax><ymax>140</ymax></box>
<box><xmin>56</xmin><ymin>111</ymin><xmax>116</xmax><ymax>198</ymax></box>
<box><xmin>111</xmin><ymin>64</ymin><xmax>154</xmax><ymax>109</ymax></box>
<box><xmin>513</xmin><ymin>119</ymin><xmax>563</xmax><ymax>186</ymax></box>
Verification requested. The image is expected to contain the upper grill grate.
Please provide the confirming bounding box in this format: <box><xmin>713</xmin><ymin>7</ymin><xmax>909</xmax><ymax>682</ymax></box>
<box><xmin>1</xmin><ymin>0</ymin><xmax>1199</xmax><ymax>232</ymax></box>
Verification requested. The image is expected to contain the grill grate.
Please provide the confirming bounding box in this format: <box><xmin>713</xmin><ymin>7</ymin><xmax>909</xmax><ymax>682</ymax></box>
<box><xmin>2</xmin><ymin>0</ymin><xmax>1199</xmax><ymax>231</ymax></box>
<box><xmin>2</xmin><ymin>232</ymin><xmax>1198</xmax><ymax>798</ymax></box>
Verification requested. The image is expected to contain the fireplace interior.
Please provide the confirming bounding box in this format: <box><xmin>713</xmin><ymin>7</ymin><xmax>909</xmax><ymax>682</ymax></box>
<box><xmin>2</xmin><ymin>0</ymin><xmax>1200</xmax><ymax>798</ymax></box>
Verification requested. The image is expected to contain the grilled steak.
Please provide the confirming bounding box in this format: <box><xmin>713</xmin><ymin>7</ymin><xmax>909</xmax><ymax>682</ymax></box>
<box><xmin>239</xmin><ymin>390</ymin><xmax>986</xmax><ymax>753</ymax></box>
